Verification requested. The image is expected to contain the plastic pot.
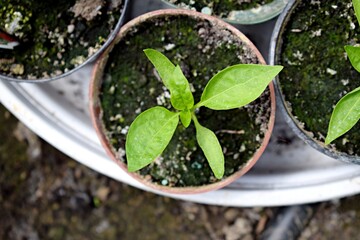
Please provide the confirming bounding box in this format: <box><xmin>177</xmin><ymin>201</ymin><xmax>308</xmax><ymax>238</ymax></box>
<box><xmin>89</xmin><ymin>9</ymin><xmax>276</xmax><ymax>194</ymax></box>
<box><xmin>269</xmin><ymin>0</ymin><xmax>360</xmax><ymax>163</ymax></box>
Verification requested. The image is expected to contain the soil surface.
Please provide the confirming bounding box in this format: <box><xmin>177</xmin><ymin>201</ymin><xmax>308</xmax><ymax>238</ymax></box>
<box><xmin>2</xmin><ymin>104</ymin><xmax>360</xmax><ymax>239</ymax></box>
<box><xmin>0</xmin><ymin>0</ymin><xmax>123</xmax><ymax>80</ymax></box>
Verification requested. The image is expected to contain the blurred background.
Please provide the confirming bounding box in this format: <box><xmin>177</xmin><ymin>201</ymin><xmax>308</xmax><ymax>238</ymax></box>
<box><xmin>1</xmin><ymin>104</ymin><xmax>360</xmax><ymax>240</ymax></box>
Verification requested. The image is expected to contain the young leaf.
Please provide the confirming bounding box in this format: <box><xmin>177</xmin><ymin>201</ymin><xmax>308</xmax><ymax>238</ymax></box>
<box><xmin>193</xmin><ymin>116</ymin><xmax>224</xmax><ymax>179</ymax></box>
<box><xmin>169</xmin><ymin>65</ymin><xmax>194</xmax><ymax>110</ymax></box>
<box><xmin>144</xmin><ymin>49</ymin><xmax>194</xmax><ymax>110</ymax></box>
<box><xmin>352</xmin><ymin>0</ymin><xmax>360</xmax><ymax>25</ymax></box>
<box><xmin>325</xmin><ymin>87</ymin><xmax>360</xmax><ymax>144</ymax></box>
<box><xmin>126</xmin><ymin>106</ymin><xmax>179</xmax><ymax>172</ymax></box>
<box><xmin>196</xmin><ymin>64</ymin><xmax>283</xmax><ymax>110</ymax></box>
<box><xmin>180</xmin><ymin>110</ymin><xmax>192</xmax><ymax>128</ymax></box>
<box><xmin>144</xmin><ymin>48</ymin><xmax>175</xmax><ymax>88</ymax></box>
<box><xmin>345</xmin><ymin>45</ymin><xmax>360</xmax><ymax>73</ymax></box>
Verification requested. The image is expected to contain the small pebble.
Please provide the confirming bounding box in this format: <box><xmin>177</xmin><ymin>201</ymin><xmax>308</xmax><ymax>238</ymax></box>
<box><xmin>201</xmin><ymin>7</ymin><xmax>212</xmax><ymax>15</ymax></box>
<box><xmin>161</xmin><ymin>179</ymin><xmax>168</xmax><ymax>185</ymax></box>
<box><xmin>67</xmin><ymin>24</ymin><xmax>75</xmax><ymax>34</ymax></box>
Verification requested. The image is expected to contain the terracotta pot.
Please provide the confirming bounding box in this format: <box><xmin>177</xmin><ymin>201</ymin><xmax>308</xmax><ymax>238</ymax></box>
<box><xmin>0</xmin><ymin>0</ymin><xmax>130</xmax><ymax>82</ymax></box>
<box><xmin>161</xmin><ymin>0</ymin><xmax>289</xmax><ymax>25</ymax></box>
<box><xmin>89</xmin><ymin>9</ymin><xmax>276</xmax><ymax>194</ymax></box>
<box><xmin>269</xmin><ymin>0</ymin><xmax>360</xmax><ymax>164</ymax></box>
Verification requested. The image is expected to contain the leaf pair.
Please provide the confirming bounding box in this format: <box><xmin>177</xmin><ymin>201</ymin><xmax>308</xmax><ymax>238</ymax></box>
<box><xmin>325</xmin><ymin>0</ymin><xmax>360</xmax><ymax>144</ymax></box>
<box><xmin>129</xmin><ymin>49</ymin><xmax>225</xmax><ymax>178</ymax></box>
<box><xmin>125</xmin><ymin>48</ymin><xmax>283</xmax><ymax>179</ymax></box>
<box><xmin>125</xmin><ymin>105</ymin><xmax>225</xmax><ymax>178</ymax></box>
<box><xmin>144</xmin><ymin>49</ymin><xmax>194</xmax><ymax>112</ymax></box>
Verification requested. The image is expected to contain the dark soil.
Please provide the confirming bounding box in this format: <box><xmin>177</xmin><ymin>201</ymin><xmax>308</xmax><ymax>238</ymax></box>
<box><xmin>99</xmin><ymin>14</ymin><xmax>271</xmax><ymax>187</ymax></box>
<box><xmin>278</xmin><ymin>0</ymin><xmax>360</xmax><ymax>156</ymax></box>
<box><xmin>0</xmin><ymin>0</ymin><xmax>124</xmax><ymax>80</ymax></box>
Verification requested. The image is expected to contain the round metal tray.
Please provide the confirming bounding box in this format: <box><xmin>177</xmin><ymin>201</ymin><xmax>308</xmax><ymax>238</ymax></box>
<box><xmin>1</xmin><ymin>0</ymin><xmax>360</xmax><ymax>207</ymax></box>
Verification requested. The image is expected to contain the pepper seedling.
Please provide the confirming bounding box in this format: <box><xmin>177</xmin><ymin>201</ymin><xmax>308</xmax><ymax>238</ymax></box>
<box><xmin>125</xmin><ymin>48</ymin><xmax>283</xmax><ymax>179</ymax></box>
<box><xmin>325</xmin><ymin>0</ymin><xmax>360</xmax><ymax>145</ymax></box>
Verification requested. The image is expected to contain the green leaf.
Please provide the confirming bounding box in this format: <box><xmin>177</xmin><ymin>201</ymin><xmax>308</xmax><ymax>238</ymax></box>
<box><xmin>193</xmin><ymin>116</ymin><xmax>224</xmax><ymax>179</ymax></box>
<box><xmin>345</xmin><ymin>45</ymin><xmax>360</xmax><ymax>73</ymax></box>
<box><xmin>144</xmin><ymin>49</ymin><xmax>194</xmax><ymax>110</ymax></box>
<box><xmin>325</xmin><ymin>87</ymin><xmax>360</xmax><ymax>144</ymax></box>
<box><xmin>180</xmin><ymin>110</ymin><xmax>191</xmax><ymax>128</ymax></box>
<box><xmin>126</xmin><ymin>107</ymin><xmax>179</xmax><ymax>172</ymax></box>
<box><xmin>169</xmin><ymin>65</ymin><xmax>194</xmax><ymax>110</ymax></box>
<box><xmin>196</xmin><ymin>64</ymin><xmax>283</xmax><ymax>110</ymax></box>
<box><xmin>352</xmin><ymin>0</ymin><xmax>360</xmax><ymax>25</ymax></box>
<box><xmin>144</xmin><ymin>48</ymin><xmax>175</xmax><ymax>88</ymax></box>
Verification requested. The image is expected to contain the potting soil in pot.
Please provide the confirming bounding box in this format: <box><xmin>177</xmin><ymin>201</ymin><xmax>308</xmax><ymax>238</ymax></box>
<box><xmin>166</xmin><ymin>0</ymin><xmax>274</xmax><ymax>17</ymax></box>
<box><xmin>100</xmin><ymin>15</ymin><xmax>271</xmax><ymax>187</ymax></box>
<box><xmin>278</xmin><ymin>0</ymin><xmax>360</xmax><ymax>155</ymax></box>
<box><xmin>0</xmin><ymin>0</ymin><xmax>124</xmax><ymax>80</ymax></box>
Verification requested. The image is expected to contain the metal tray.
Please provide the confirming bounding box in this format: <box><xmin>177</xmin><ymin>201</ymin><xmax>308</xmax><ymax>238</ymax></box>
<box><xmin>1</xmin><ymin>0</ymin><xmax>360</xmax><ymax>207</ymax></box>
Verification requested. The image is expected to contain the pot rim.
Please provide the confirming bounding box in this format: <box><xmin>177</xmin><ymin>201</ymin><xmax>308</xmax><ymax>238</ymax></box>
<box><xmin>0</xmin><ymin>0</ymin><xmax>130</xmax><ymax>83</ymax></box>
<box><xmin>89</xmin><ymin>8</ymin><xmax>276</xmax><ymax>194</ymax></box>
<box><xmin>269</xmin><ymin>0</ymin><xmax>360</xmax><ymax>164</ymax></box>
<box><xmin>161</xmin><ymin>0</ymin><xmax>289</xmax><ymax>25</ymax></box>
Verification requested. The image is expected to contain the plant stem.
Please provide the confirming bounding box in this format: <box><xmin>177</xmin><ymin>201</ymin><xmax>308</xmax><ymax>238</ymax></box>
<box><xmin>192</xmin><ymin>102</ymin><xmax>203</xmax><ymax>110</ymax></box>
<box><xmin>192</xmin><ymin>112</ymin><xmax>201</xmax><ymax>128</ymax></box>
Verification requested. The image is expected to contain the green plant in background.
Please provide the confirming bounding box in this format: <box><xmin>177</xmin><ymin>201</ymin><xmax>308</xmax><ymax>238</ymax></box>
<box><xmin>125</xmin><ymin>48</ymin><xmax>283</xmax><ymax>179</ymax></box>
<box><xmin>326</xmin><ymin>0</ymin><xmax>360</xmax><ymax>145</ymax></box>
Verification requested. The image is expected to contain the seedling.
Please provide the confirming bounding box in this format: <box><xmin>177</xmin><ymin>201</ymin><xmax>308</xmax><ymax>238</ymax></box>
<box><xmin>125</xmin><ymin>48</ymin><xmax>283</xmax><ymax>179</ymax></box>
<box><xmin>326</xmin><ymin>0</ymin><xmax>360</xmax><ymax>144</ymax></box>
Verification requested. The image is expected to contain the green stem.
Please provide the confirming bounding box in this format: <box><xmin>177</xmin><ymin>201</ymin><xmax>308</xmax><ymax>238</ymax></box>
<box><xmin>192</xmin><ymin>102</ymin><xmax>203</xmax><ymax>110</ymax></box>
<box><xmin>192</xmin><ymin>112</ymin><xmax>201</xmax><ymax>128</ymax></box>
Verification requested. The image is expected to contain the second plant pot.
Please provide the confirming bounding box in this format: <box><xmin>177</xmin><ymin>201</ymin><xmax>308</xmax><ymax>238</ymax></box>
<box><xmin>90</xmin><ymin>9</ymin><xmax>276</xmax><ymax>194</ymax></box>
<box><xmin>0</xmin><ymin>0</ymin><xmax>129</xmax><ymax>82</ymax></box>
<box><xmin>270</xmin><ymin>0</ymin><xmax>360</xmax><ymax>163</ymax></box>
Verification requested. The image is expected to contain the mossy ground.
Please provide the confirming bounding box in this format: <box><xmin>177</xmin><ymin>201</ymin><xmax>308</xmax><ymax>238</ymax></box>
<box><xmin>278</xmin><ymin>0</ymin><xmax>360</xmax><ymax>156</ymax></box>
<box><xmin>167</xmin><ymin>0</ymin><xmax>274</xmax><ymax>17</ymax></box>
<box><xmin>100</xmin><ymin>15</ymin><xmax>271</xmax><ymax>187</ymax></box>
<box><xmin>0</xmin><ymin>0</ymin><xmax>122</xmax><ymax>79</ymax></box>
